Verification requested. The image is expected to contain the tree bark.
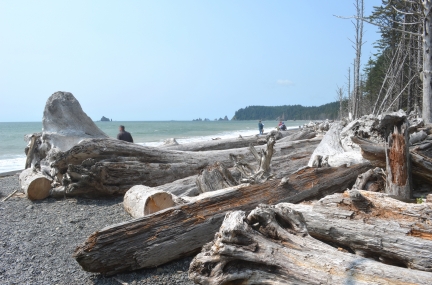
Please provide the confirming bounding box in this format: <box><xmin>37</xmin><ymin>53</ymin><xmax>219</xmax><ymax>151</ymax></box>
<box><xmin>422</xmin><ymin>0</ymin><xmax>432</xmax><ymax>124</ymax></box>
<box><xmin>19</xmin><ymin>168</ymin><xmax>52</xmax><ymax>200</ymax></box>
<box><xmin>73</xmin><ymin>163</ymin><xmax>371</xmax><ymax>275</ymax></box>
<box><xmin>189</xmin><ymin>204</ymin><xmax>432</xmax><ymax>285</ymax></box>
<box><xmin>51</xmin><ymin>138</ymin><xmax>320</xmax><ymax>198</ymax></box>
<box><xmin>385</xmin><ymin>123</ymin><xmax>412</xmax><ymax>199</ymax></box>
<box><xmin>289</xmin><ymin>190</ymin><xmax>432</xmax><ymax>272</ymax></box>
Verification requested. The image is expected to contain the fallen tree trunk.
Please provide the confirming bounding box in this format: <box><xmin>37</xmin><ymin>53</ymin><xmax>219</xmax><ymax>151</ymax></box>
<box><xmin>19</xmin><ymin>168</ymin><xmax>52</xmax><ymax>200</ymax></box>
<box><xmin>353</xmin><ymin>135</ymin><xmax>432</xmax><ymax>186</ymax></box>
<box><xmin>158</xmin><ymin>139</ymin><xmax>319</xmax><ymax>197</ymax></box>
<box><xmin>189</xmin><ymin>205</ymin><xmax>432</xmax><ymax>285</ymax></box>
<box><xmin>73</xmin><ymin>163</ymin><xmax>371</xmax><ymax>274</ymax></box>
<box><xmin>289</xmin><ymin>190</ymin><xmax>432</xmax><ymax>272</ymax></box>
<box><xmin>161</xmin><ymin>130</ymin><xmax>312</xmax><ymax>152</ymax></box>
<box><xmin>51</xmin><ymin>138</ymin><xmax>321</xmax><ymax>198</ymax></box>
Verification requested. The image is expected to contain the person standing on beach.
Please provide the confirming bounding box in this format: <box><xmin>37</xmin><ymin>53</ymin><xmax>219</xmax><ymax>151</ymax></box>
<box><xmin>117</xmin><ymin>125</ymin><xmax>134</xmax><ymax>143</ymax></box>
<box><xmin>258</xmin><ymin>120</ymin><xmax>264</xmax><ymax>135</ymax></box>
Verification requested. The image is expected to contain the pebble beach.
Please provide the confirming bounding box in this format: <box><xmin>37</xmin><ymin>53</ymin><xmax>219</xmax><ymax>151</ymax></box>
<box><xmin>0</xmin><ymin>174</ymin><xmax>195</xmax><ymax>285</ymax></box>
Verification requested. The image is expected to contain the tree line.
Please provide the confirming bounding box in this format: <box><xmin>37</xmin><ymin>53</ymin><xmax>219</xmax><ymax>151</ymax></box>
<box><xmin>338</xmin><ymin>0</ymin><xmax>432</xmax><ymax>123</ymax></box>
<box><xmin>232</xmin><ymin>102</ymin><xmax>340</xmax><ymax>121</ymax></box>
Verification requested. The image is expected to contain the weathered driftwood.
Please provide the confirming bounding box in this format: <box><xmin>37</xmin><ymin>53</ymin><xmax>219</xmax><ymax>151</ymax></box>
<box><xmin>385</xmin><ymin>123</ymin><xmax>412</xmax><ymax>199</ymax></box>
<box><xmin>189</xmin><ymin>205</ymin><xmax>432</xmax><ymax>285</ymax></box>
<box><xmin>352</xmin><ymin>167</ymin><xmax>385</xmax><ymax>192</ymax></box>
<box><xmin>50</xmin><ymin>138</ymin><xmax>320</xmax><ymax>198</ymax></box>
<box><xmin>19</xmin><ymin>168</ymin><xmax>52</xmax><ymax>200</ymax></box>
<box><xmin>108</xmin><ymin>136</ymin><xmax>319</xmax><ymax>198</ymax></box>
<box><xmin>195</xmin><ymin>162</ymin><xmax>237</xmax><ymax>193</ymax></box>
<box><xmin>354</xmin><ymin>135</ymin><xmax>432</xmax><ymax>188</ymax></box>
<box><xmin>289</xmin><ymin>190</ymin><xmax>432</xmax><ymax>272</ymax></box>
<box><xmin>123</xmin><ymin>185</ymin><xmax>178</xmax><ymax>218</ymax></box>
<box><xmin>308</xmin><ymin>122</ymin><xmax>366</xmax><ymax>167</ymax></box>
<box><xmin>230</xmin><ymin>136</ymin><xmax>276</xmax><ymax>183</ymax></box>
<box><xmin>351</xmin><ymin>136</ymin><xmax>386</xmax><ymax>167</ymax></box>
<box><xmin>73</xmin><ymin>163</ymin><xmax>371</xmax><ymax>274</ymax></box>
<box><xmin>24</xmin><ymin>133</ymin><xmax>41</xmax><ymax>169</ymax></box>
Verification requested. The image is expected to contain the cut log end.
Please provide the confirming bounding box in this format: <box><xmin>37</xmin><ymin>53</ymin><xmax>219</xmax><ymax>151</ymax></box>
<box><xmin>123</xmin><ymin>186</ymin><xmax>177</xmax><ymax>218</ymax></box>
<box><xmin>19</xmin><ymin>169</ymin><xmax>52</xmax><ymax>200</ymax></box>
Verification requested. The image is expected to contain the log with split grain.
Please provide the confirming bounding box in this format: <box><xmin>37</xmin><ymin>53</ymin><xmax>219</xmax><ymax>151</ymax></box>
<box><xmin>73</xmin><ymin>163</ymin><xmax>370</xmax><ymax>274</ymax></box>
<box><xmin>189</xmin><ymin>205</ymin><xmax>432</xmax><ymax>285</ymax></box>
<box><xmin>289</xmin><ymin>190</ymin><xmax>432</xmax><ymax>272</ymax></box>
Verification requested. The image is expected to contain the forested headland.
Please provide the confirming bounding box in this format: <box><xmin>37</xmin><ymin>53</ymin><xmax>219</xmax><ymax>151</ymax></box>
<box><xmin>232</xmin><ymin>102</ymin><xmax>339</xmax><ymax>121</ymax></box>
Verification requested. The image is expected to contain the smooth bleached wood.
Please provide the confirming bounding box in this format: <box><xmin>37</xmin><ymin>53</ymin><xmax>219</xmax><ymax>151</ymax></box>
<box><xmin>73</xmin><ymin>163</ymin><xmax>370</xmax><ymax>274</ymax></box>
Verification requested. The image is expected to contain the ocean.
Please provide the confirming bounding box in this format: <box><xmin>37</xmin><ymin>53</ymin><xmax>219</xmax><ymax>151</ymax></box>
<box><xmin>0</xmin><ymin>120</ymin><xmax>307</xmax><ymax>173</ymax></box>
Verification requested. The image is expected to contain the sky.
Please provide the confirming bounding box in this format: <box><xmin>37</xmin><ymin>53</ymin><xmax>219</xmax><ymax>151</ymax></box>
<box><xmin>0</xmin><ymin>0</ymin><xmax>382</xmax><ymax>122</ymax></box>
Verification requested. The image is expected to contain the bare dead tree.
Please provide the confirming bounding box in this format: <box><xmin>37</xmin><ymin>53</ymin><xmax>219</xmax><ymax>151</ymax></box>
<box><xmin>336</xmin><ymin>85</ymin><xmax>345</xmax><ymax>120</ymax></box>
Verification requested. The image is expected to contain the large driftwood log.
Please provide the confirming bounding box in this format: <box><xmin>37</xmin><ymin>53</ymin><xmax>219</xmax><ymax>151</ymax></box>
<box><xmin>51</xmin><ymin>138</ymin><xmax>321</xmax><ymax>198</ymax></box>
<box><xmin>289</xmin><ymin>190</ymin><xmax>432</xmax><ymax>272</ymax></box>
<box><xmin>161</xmin><ymin>129</ymin><xmax>313</xmax><ymax>152</ymax></box>
<box><xmin>163</xmin><ymin>138</ymin><xmax>320</xmax><ymax>197</ymax></box>
<box><xmin>73</xmin><ymin>163</ymin><xmax>371</xmax><ymax>274</ymax></box>
<box><xmin>308</xmin><ymin>122</ymin><xmax>366</xmax><ymax>167</ymax></box>
<box><xmin>354</xmin><ymin>135</ymin><xmax>432</xmax><ymax>188</ymax></box>
<box><xmin>189</xmin><ymin>205</ymin><xmax>432</xmax><ymax>285</ymax></box>
<box><xmin>19</xmin><ymin>168</ymin><xmax>53</xmax><ymax>200</ymax></box>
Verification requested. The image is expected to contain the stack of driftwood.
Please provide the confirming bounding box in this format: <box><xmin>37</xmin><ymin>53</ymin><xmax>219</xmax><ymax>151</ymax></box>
<box><xmin>19</xmin><ymin>92</ymin><xmax>432</xmax><ymax>284</ymax></box>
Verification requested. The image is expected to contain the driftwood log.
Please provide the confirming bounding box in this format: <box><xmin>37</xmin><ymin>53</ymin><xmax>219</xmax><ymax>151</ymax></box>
<box><xmin>353</xmin><ymin>134</ymin><xmax>432</xmax><ymax>190</ymax></box>
<box><xmin>160</xmin><ymin>137</ymin><xmax>320</xmax><ymax>197</ymax></box>
<box><xmin>123</xmin><ymin>185</ymin><xmax>179</xmax><ymax>218</ymax></box>
<box><xmin>50</xmin><ymin>138</ymin><xmax>320</xmax><ymax>198</ymax></box>
<box><xmin>289</xmin><ymin>190</ymin><xmax>432</xmax><ymax>272</ymax></box>
<box><xmin>161</xmin><ymin>130</ymin><xmax>302</xmax><ymax>152</ymax></box>
<box><xmin>189</xmin><ymin>205</ymin><xmax>432</xmax><ymax>285</ymax></box>
<box><xmin>73</xmin><ymin>163</ymin><xmax>371</xmax><ymax>274</ymax></box>
<box><xmin>19</xmin><ymin>168</ymin><xmax>52</xmax><ymax>200</ymax></box>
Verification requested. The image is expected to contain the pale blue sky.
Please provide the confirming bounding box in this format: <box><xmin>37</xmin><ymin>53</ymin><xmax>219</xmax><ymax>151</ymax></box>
<box><xmin>0</xmin><ymin>0</ymin><xmax>381</xmax><ymax>122</ymax></box>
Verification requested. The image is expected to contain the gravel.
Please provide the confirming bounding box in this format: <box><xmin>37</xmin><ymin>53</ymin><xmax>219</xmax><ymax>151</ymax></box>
<box><xmin>0</xmin><ymin>174</ymin><xmax>195</xmax><ymax>285</ymax></box>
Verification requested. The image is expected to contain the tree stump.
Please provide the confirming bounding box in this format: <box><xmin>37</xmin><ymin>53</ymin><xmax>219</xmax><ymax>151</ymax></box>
<box><xmin>385</xmin><ymin>122</ymin><xmax>412</xmax><ymax>199</ymax></box>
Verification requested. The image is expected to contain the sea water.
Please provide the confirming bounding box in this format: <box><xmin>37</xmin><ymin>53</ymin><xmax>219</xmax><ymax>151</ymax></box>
<box><xmin>0</xmin><ymin>120</ymin><xmax>307</xmax><ymax>173</ymax></box>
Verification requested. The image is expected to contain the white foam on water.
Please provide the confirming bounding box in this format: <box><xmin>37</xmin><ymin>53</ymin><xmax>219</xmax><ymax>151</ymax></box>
<box><xmin>0</xmin><ymin>155</ymin><xmax>26</xmax><ymax>173</ymax></box>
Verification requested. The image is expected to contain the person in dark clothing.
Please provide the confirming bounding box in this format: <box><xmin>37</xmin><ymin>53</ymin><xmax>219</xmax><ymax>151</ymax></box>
<box><xmin>117</xmin><ymin>125</ymin><xmax>134</xmax><ymax>143</ymax></box>
<box><xmin>258</xmin><ymin>120</ymin><xmax>264</xmax><ymax>135</ymax></box>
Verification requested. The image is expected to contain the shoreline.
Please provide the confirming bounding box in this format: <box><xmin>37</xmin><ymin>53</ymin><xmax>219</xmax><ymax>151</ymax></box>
<box><xmin>0</xmin><ymin>169</ymin><xmax>22</xmax><ymax>178</ymax></box>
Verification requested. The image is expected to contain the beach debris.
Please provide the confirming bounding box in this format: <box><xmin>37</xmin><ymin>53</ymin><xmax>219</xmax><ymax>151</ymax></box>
<box><xmin>189</xmin><ymin>202</ymin><xmax>432</xmax><ymax>285</ymax></box>
<box><xmin>123</xmin><ymin>185</ymin><xmax>179</xmax><ymax>218</ymax></box>
<box><xmin>73</xmin><ymin>163</ymin><xmax>370</xmax><ymax>275</ymax></box>
<box><xmin>19</xmin><ymin>168</ymin><xmax>52</xmax><ymax>200</ymax></box>
<box><xmin>162</xmin><ymin>138</ymin><xmax>179</xmax><ymax>146</ymax></box>
<box><xmin>1</xmin><ymin>189</ymin><xmax>18</xmax><ymax>202</ymax></box>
